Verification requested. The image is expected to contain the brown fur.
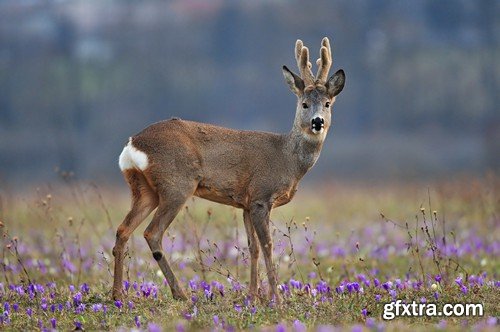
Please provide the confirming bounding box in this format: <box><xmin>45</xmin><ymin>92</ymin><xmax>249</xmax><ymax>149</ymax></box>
<box><xmin>111</xmin><ymin>38</ymin><xmax>346</xmax><ymax>303</ymax></box>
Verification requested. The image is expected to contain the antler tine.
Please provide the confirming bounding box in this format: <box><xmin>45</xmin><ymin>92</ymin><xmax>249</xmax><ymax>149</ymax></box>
<box><xmin>316</xmin><ymin>37</ymin><xmax>332</xmax><ymax>83</ymax></box>
<box><xmin>295</xmin><ymin>39</ymin><xmax>315</xmax><ymax>86</ymax></box>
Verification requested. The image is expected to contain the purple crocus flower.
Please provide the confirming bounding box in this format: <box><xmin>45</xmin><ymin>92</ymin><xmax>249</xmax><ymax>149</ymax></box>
<box><xmin>361</xmin><ymin>308</ymin><xmax>368</xmax><ymax>317</ymax></box>
<box><xmin>148</xmin><ymin>322</ymin><xmax>162</xmax><ymax>332</ymax></box>
<box><xmin>375</xmin><ymin>294</ymin><xmax>381</xmax><ymax>302</ymax></box>
<box><xmin>176</xmin><ymin>323</ymin><xmax>185</xmax><ymax>332</ymax></box>
<box><xmin>128</xmin><ymin>301</ymin><xmax>134</xmax><ymax>310</ymax></box>
<box><xmin>73</xmin><ymin>292</ymin><xmax>82</xmax><ymax>306</ymax></box>
<box><xmin>80</xmin><ymin>283</ymin><xmax>90</xmax><ymax>294</ymax></box>
<box><xmin>12</xmin><ymin>303</ymin><xmax>18</xmax><ymax>312</ymax></box>
<box><xmin>26</xmin><ymin>308</ymin><xmax>32</xmax><ymax>317</ymax></box>
<box><xmin>74</xmin><ymin>320</ymin><xmax>83</xmax><ymax>330</ymax></box>
<box><xmin>114</xmin><ymin>300</ymin><xmax>122</xmax><ymax>310</ymax></box>
<box><xmin>134</xmin><ymin>316</ymin><xmax>141</xmax><ymax>328</ymax></box>
<box><xmin>50</xmin><ymin>318</ymin><xmax>56</xmax><ymax>329</ymax></box>
<box><xmin>276</xmin><ymin>323</ymin><xmax>286</xmax><ymax>332</ymax></box>
<box><xmin>124</xmin><ymin>280</ymin><xmax>130</xmax><ymax>292</ymax></box>
<box><xmin>435</xmin><ymin>274</ymin><xmax>442</xmax><ymax>283</ymax></box>
<box><xmin>91</xmin><ymin>304</ymin><xmax>102</xmax><ymax>312</ymax></box>
<box><xmin>382</xmin><ymin>282</ymin><xmax>392</xmax><ymax>291</ymax></box>
<box><xmin>293</xmin><ymin>319</ymin><xmax>306</xmax><ymax>332</ymax></box>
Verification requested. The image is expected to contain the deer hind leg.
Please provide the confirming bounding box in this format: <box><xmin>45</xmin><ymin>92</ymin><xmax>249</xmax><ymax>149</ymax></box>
<box><xmin>143</xmin><ymin>180</ymin><xmax>197</xmax><ymax>301</ymax></box>
<box><xmin>250</xmin><ymin>202</ymin><xmax>280</xmax><ymax>304</ymax></box>
<box><xmin>113</xmin><ymin>170</ymin><xmax>158</xmax><ymax>300</ymax></box>
<box><xmin>243</xmin><ymin>209</ymin><xmax>260</xmax><ymax>298</ymax></box>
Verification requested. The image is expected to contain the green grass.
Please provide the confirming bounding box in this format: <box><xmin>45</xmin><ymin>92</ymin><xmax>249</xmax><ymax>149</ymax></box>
<box><xmin>0</xmin><ymin>177</ymin><xmax>499</xmax><ymax>331</ymax></box>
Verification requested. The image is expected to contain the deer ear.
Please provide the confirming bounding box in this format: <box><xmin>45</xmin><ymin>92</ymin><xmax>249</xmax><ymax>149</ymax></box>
<box><xmin>282</xmin><ymin>65</ymin><xmax>304</xmax><ymax>96</ymax></box>
<box><xmin>326</xmin><ymin>69</ymin><xmax>345</xmax><ymax>98</ymax></box>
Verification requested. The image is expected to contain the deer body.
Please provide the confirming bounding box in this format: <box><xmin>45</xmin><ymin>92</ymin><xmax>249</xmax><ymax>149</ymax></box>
<box><xmin>112</xmin><ymin>38</ymin><xmax>345</xmax><ymax>302</ymax></box>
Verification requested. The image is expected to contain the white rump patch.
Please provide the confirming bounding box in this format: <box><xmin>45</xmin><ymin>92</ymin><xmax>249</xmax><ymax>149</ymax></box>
<box><xmin>118</xmin><ymin>138</ymin><xmax>149</xmax><ymax>171</ymax></box>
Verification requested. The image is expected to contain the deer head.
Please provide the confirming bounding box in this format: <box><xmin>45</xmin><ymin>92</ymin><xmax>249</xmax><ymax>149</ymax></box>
<box><xmin>282</xmin><ymin>37</ymin><xmax>345</xmax><ymax>140</ymax></box>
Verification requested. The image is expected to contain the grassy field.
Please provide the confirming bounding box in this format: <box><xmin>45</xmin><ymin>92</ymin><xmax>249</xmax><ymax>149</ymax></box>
<box><xmin>0</xmin><ymin>176</ymin><xmax>498</xmax><ymax>331</ymax></box>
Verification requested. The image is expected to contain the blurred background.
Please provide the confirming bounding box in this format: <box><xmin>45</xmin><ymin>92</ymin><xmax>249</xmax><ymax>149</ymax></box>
<box><xmin>0</xmin><ymin>0</ymin><xmax>498</xmax><ymax>186</ymax></box>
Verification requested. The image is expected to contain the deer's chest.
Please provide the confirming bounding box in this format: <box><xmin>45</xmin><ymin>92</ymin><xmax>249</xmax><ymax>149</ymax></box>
<box><xmin>272</xmin><ymin>181</ymin><xmax>299</xmax><ymax>208</ymax></box>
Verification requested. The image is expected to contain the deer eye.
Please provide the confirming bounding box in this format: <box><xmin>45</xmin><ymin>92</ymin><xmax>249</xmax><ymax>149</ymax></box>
<box><xmin>325</xmin><ymin>102</ymin><xmax>330</xmax><ymax>108</ymax></box>
<box><xmin>302</xmin><ymin>103</ymin><xmax>308</xmax><ymax>109</ymax></box>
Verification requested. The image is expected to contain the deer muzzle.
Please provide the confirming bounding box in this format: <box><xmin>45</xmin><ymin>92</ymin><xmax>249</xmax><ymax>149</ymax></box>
<box><xmin>311</xmin><ymin>117</ymin><xmax>325</xmax><ymax>134</ymax></box>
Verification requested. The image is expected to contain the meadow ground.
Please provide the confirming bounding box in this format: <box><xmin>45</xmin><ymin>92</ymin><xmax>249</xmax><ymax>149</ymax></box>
<box><xmin>0</xmin><ymin>175</ymin><xmax>498</xmax><ymax>331</ymax></box>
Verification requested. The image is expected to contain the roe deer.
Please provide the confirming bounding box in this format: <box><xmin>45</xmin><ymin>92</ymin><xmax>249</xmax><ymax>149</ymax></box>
<box><xmin>112</xmin><ymin>37</ymin><xmax>345</xmax><ymax>302</ymax></box>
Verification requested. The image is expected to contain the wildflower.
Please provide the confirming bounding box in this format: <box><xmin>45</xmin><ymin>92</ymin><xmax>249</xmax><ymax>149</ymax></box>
<box><xmin>293</xmin><ymin>319</ymin><xmax>306</xmax><ymax>332</ymax></box>
<box><xmin>91</xmin><ymin>304</ymin><xmax>102</xmax><ymax>312</ymax></box>
<box><xmin>176</xmin><ymin>322</ymin><xmax>185</xmax><ymax>332</ymax></box>
<box><xmin>213</xmin><ymin>315</ymin><xmax>219</xmax><ymax>325</ymax></box>
<box><xmin>12</xmin><ymin>303</ymin><xmax>18</xmax><ymax>312</ymax></box>
<box><xmin>455</xmin><ymin>276</ymin><xmax>463</xmax><ymax>286</ymax></box>
<box><xmin>26</xmin><ymin>308</ymin><xmax>32</xmax><ymax>317</ymax></box>
<box><xmin>41</xmin><ymin>298</ymin><xmax>48</xmax><ymax>311</ymax></box>
<box><xmin>434</xmin><ymin>292</ymin><xmax>439</xmax><ymax>300</ymax></box>
<box><xmin>460</xmin><ymin>285</ymin><xmax>468</xmax><ymax>295</ymax></box>
<box><xmin>486</xmin><ymin>317</ymin><xmax>498</xmax><ymax>326</ymax></box>
<box><xmin>361</xmin><ymin>308</ymin><xmax>368</xmax><ymax>317</ymax></box>
<box><xmin>431</xmin><ymin>283</ymin><xmax>438</xmax><ymax>290</ymax></box>
<box><xmin>4</xmin><ymin>302</ymin><xmax>9</xmax><ymax>312</ymax></box>
<box><xmin>375</xmin><ymin>294</ymin><xmax>381</xmax><ymax>302</ymax></box>
<box><xmin>148</xmin><ymin>322</ymin><xmax>162</xmax><ymax>332</ymax></box>
<box><xmin>50</xmin><ymin>318</ymin><xmax>56</xmax><ymax>329</ymax></box>
<box><xmin>420</xmin><ymin>297</ymin><xmax>427</xmax><ymax>303</ymax></box>
<box><xmin>134</xmin><ymin>316</ymin><xmax>141</xmax><ymax>328</ymax></box>
<box><xmin>191</xmin><ymin>295</ymin><xmax>198</xmax><ymax>303</ymax></box>
<box><xmin>69</xmin><ymin>285</ymin><xmax>75</xmax><ymax>293</ymax></box>
<box><xmin>188</xmin><ymin>279</ymin><xmax>198</xmax><ymax>291</ymax></box>
<box><xmin>74</xmin><ymin>320</ymin><xmax>83</xmax><ymax>330</ymax></box>
<box><xmin>80</xmin><ymin>283</ymin><xmax>90</xmax><ymax>294</ymax></box>
<box><xmin>382</xmin><ymin>281</ymin><xmax>392</xmax><ymax>291</ymax></box>
<box><xmin>389</xmin><ymin>289</ymin><xmax>397</xmax><ymax>300</ymax></box>
<box><xmin>73</xmin><ymin>292</ymin><xmax>83</xmax><ymax>306</ymax></box>
<box><xmin>128</xmin><ymin>301</ymin><xmax>134</xmax><ymax>310</ymax></box>
<box><xmin>373</xmin><ymin>278</ymin><xmax>380</xmax><ymax>287</ymax></box>
<box><xmin>276</xmin><ymin>323</ymin><xmax>286</xmax><ymax>332</ymax></box>
<box><xmin>114</xmin><ymin>300</ymin><xmax>123</xmax><ymax>310</ymax></box>
<box><xmin>234</xmin><ymin>304</ymin><xmax>243</xmax><ymax>313</ymax></box>
<box><xmin>124</xmin><ymin>280</ymin><xmax>130</xmax><ymax>292</ymax></box>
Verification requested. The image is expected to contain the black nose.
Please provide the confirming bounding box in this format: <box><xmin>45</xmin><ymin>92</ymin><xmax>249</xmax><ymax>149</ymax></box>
<box><xmin>311</xmin><ymin>117</ymin><xmax>324</xmax><ymax>131</ymax></box>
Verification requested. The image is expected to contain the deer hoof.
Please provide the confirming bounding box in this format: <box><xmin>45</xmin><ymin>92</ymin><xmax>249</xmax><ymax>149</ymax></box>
<box><xmin>172</xmin><ymin>289</ymin><xmax>188</xmax><ymax>301</ymax></box>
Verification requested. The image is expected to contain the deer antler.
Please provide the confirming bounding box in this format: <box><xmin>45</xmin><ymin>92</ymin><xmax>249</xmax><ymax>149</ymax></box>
<box><xmin>295</xmin><ymin>39</ymin><xmax>315</xmax><ymax>86</ymax></box>
<box><xmin>315</xmin><ymin>37</ymin><xmax>332</xmax><ymax>83</ymax></box>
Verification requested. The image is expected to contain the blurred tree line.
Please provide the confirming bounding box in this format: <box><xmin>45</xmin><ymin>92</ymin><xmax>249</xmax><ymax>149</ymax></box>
<box><xmin>0</xmin><ymin>0</ymin><xmax>498</xmax><ymax>184</ymax></box>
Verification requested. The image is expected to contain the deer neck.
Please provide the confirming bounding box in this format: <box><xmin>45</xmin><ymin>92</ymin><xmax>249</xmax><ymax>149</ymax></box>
<box><xmin>285</xmin><ymin>122</ymin><xmax>325</xmax><ymax>177</ymax></box>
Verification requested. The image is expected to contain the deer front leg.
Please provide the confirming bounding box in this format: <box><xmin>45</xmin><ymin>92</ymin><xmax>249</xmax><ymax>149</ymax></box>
<box><xmin>243</xmin><ymin>209</ymin><xmax>260</xmax><ymax>298</ymax></box>
<box><xmin>250</xmin><ymin>201</ymin><xmax>280</xmax><ymax>304</ymax></box>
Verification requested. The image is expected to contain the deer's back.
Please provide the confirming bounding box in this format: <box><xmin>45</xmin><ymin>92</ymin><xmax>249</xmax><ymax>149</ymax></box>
<box><xmin>129</xmin><ymin>119</ymin><xmax>291</xmax><ymax>208</ymax></box>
